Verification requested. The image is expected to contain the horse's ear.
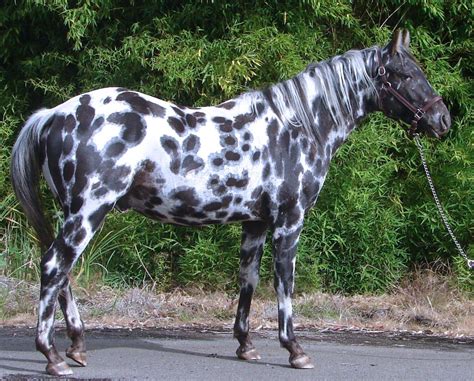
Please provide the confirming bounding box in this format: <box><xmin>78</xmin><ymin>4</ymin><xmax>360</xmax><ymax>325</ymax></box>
<box><xmin>401</xmin><ymin>29</ymin><xmax>410</xmax><ymax>49</ymax></box>
<box><xmin>388</xmin><ymin>29</ymin><xmax>409</xmax><ymax>55</ymax></box>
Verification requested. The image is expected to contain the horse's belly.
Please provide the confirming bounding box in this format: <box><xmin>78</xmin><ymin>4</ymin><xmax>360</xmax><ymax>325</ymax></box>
<box><xmin>115</xmin><ymin>157</ymin><xmax>267</xmax><ymax>226</ymax></box>
<box><xmin>118</xmin><ymin>186</ymin><xmax>260</xmax><ymax>226</ymax></box>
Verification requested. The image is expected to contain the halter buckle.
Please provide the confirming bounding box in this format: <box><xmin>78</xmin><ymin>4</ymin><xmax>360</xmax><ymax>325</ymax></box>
<box><xmin>414</xmin><ymin>108</ymin><xmax>425</xmax><ymax>120</ymax></box>
<box><xmin>377</xmin><ymin>66</ymin><xmax>386</xmax><ymax>77</ymax></box>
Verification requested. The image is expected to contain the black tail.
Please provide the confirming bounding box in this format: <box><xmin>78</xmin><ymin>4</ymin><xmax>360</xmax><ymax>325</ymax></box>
<box><xmin>10</xmin><ymin>109</ymin><xmax>55</xmax><ymax>250</ymax></box>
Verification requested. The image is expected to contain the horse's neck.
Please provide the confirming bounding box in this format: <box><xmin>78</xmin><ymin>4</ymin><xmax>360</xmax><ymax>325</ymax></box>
<box><xmin>243</xmin><ymin>47</ymin><xmax>379</xmax><ymax>154</ymax></box>
<box><xmin>298</xmin><ymin>47</ymin><xmax>378</xmax><ymax>149</ymax></box>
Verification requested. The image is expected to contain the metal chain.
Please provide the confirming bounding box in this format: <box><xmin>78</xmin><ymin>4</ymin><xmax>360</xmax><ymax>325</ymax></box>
<box><xmin>413</xmin><ymin>135</ymin><xmax>473</xmax><ymax>270</ymax></box>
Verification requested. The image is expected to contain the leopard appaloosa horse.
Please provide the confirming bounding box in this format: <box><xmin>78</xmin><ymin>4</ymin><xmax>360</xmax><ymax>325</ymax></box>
<box><xmin>11</xmin><ymin>29</ymin><xmax>450</xmax><ymax>376</ymax></box>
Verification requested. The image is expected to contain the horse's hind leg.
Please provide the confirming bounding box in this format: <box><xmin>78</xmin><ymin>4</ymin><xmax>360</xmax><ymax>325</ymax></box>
<box><xmin>234</xmin><ymin>221</ymin><xmax>268</xmax><ymax>361</ymax></box>
<box><xmin>36</xmin><ymin>204</ymin><xmax>113</xmax><ymax>376</ymax></box>
<box><xmin>58</xmin><ymin>276</ymin><xmax>87</xmax><ymax>366</ymax></box>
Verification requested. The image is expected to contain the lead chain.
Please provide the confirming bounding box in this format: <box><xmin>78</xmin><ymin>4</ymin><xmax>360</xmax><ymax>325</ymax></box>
<box><xmin>413</xmin><ymin>135</ymin><xmax>473</xmax><ymax>270</ymax></box>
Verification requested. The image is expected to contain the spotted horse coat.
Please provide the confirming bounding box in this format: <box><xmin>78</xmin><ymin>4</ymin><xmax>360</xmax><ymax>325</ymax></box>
<box><xmin>11</xmin><ymin>30</ymin><xmax>451</xmax><ymax>376</ymax></box>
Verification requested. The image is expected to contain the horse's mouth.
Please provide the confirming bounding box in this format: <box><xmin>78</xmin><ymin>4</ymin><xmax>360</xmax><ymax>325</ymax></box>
<box><xmin>424</xmin><ymin>125</ymin><xmax>447</xmax><ymax>139</ymax></box>
<box><xmin>428</xmin><ymin>128</ymin><xmax>441</xmax><ymax>139</ymax></box>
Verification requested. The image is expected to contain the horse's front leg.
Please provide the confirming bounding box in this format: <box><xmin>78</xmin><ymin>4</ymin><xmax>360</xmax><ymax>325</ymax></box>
<box><xmin>234</xmin><ymin>221</ymin><xmax>268</xmax><ymax>361</ymax></box>
<box><xmin>272</xmin><ymin>220</ymin><xmax>314</xmax><ymax>369</ymax></box>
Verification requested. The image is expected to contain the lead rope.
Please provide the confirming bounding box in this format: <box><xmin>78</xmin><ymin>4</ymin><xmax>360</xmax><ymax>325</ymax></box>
<box><xmin>413</xmin><ymin>134</ymin><xmax>474</xmax><ymax>270</ymax></box>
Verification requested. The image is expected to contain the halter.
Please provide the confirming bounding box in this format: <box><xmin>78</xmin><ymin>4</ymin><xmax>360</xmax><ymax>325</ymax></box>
<box><xmin>376</xmin><ymin>49</ymin><xmax>443</xmax><ymax>138</ymax></box>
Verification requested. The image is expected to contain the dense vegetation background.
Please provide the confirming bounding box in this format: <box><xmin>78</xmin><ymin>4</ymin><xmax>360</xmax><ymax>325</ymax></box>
<box><xmin>0</xmin><ymin>0</ymin><xmax>472</xmax><ymax>294</ymax></box>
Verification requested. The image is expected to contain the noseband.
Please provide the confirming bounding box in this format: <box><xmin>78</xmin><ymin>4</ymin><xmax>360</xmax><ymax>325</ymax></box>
<box><xmin>376</xmin><ymin>49</ymin><xmax>443</xmax><ymax>138</ymax></box>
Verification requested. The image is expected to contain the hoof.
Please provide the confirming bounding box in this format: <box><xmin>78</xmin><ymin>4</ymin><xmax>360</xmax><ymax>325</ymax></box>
<box><xmin>290</xmin><ymin>354</ymin><xmax>314</xmax><ymax>369</ymax></box>
<box><xmin>46</xmin><ymin>361</ymin><xmax>73</xmax><ymax>376</ymax></box>
<box><xmin>66</xmin><ymin>350</ymin><xmax>87</xmax><ymax>367</ymax></box>
<box><xmin>236</xmin><ymin>346</ymin><xmax>261</xmax><ymax>361</ymax></box>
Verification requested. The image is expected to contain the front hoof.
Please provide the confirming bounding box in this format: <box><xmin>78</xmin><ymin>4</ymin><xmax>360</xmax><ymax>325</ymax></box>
<box><xmin>290</xmin><ymin>353</ymin><xmax>314</xmax><ymax>369</ymax></box>
<box><xmin>236</xmin><ymin>346</ymin><xmax>261</xmax><ymax>361</ymax></box>
<box><xmin>46</xmin><ymin>361</ymin><xmax>73</xmax><ymax>376</ymax></box>
<box><xmin>66</xmin><ymin>350</ymin><xmax>87</xmax><ymax>367</ymax></box>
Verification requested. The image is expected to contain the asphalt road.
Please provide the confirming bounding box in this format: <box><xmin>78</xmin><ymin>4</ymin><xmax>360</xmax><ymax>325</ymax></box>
<box><xmin>0</xmin><ymin>327</ymin><xmax>472</xmax><ymax>380</ymax></box>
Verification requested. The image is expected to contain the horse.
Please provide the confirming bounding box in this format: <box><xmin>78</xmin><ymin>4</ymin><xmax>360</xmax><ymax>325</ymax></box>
<box><xmin>10</xmin><ymin>29</ymin><xmax>451</xmax><ymax>376</ymax></box>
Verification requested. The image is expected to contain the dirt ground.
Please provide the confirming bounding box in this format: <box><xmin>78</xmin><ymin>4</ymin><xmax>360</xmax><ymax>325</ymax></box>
<box><xmin>1</xmin><ymin>271</ymin><xmax>473</xmax><ymax>338</ymax></box>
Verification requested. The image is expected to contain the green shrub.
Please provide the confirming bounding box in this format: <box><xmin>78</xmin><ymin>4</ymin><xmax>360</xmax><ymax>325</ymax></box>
<box><xmin>1</xmin><ymin>1</ymin><xmax>472</xmax><ymax>294</ymax></box>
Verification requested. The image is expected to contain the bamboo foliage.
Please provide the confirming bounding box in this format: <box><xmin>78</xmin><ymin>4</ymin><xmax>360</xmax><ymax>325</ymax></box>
<box><xmin>1</xmin><ymin>0</ymin><xmax>472</xmax><ymax>294</ymax></box>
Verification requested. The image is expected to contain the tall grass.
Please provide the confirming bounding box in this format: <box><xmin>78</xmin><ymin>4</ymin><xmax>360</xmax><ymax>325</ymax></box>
<box><xmin>1</xmin><ymin>194</ymin><xmax>41</xmax><ymax>281</ymax></box>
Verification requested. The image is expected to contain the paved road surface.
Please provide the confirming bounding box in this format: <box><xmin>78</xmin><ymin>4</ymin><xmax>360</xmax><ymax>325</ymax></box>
<box><xmin>0</xmin><ymin>327</ymin><xmax>472</xmax><ymax>380</ymax></box>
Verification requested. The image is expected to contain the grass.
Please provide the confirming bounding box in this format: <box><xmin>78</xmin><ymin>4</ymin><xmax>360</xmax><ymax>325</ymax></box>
<box><xmin>0</xmin><ymin>277</ymin><xmax>38</xmax><ymax>322</ymax></box>
<box><xmin>1</xmin><ymin>269</ymin><xmax>472</xmax><ymax>336</ymax></box>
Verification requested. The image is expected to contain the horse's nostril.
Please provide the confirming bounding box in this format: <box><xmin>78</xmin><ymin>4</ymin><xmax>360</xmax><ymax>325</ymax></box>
<box><xmin>440</xmin><ymin>113</ymin><xmax>451</xmax><ymax>131</ymax></box>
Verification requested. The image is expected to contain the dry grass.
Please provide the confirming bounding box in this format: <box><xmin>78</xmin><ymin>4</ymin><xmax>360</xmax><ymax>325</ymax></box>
<box><xmin>1</xmin><ymin>270</ymin><xmax>473</xmax><ymax>337</ymax></box>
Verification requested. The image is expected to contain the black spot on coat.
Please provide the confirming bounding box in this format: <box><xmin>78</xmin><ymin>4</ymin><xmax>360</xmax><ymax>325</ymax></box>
<box><xmin>217</xmin><ymin>100</ymin><xmax>236</xmax><ymax>109</ymax></box>
<box><xmin>89</xmin><ymin>203</ymin><xmax>113</xmax><ymax>232</ymax></box>
<box><xmin>213</xmin><ymin>157</ymin><xmax>223</xmax><ymax>166</ymax></box>
<box><xmin>106</xmin><ymin>141</ymin><xmax>125</xmax><ymax>157</ymax></box>
<box><xmin>46</xmin><ymin>115</ymin><xmax>66</xmax><ymax>201</ymax></box>
<box><xmin>225</xmin><ymin>151</ymin><xmax>240</xmax><ymax>161</ymax></box>
<box><xmin>185</xmin><ymin>114</ymin><xmax>197</xmax><ymax>128</ymax></box>
<box><xmin>183</xmin><ymin>134</ymin><xmax>199</xmax><ymax>152</ymax></box>
<box><xmin>203</xmin><ymin>202</ymin><xmax>222</xmax><ymax>211</ymax></box>
<box><xmin>172</xmin><ymin>106</ymin><xmax>185</xmax><ymax>117</ymax></box>
<box><xmin>233</xmin><ymin>112</ymin><xmax>256</xmax><ymax>130</ymax></box>
<box><xmin>181</xmin><ymin>155</ymin><xmax>204</xmax><ymax>174</ymax></box>
<box><xmin>62</xmin><ymin>135</ymin><xmax>74</xmax><ymax>156</ymax></box>
<box><xmin>107</xmin><ymin>112</ymin><xmax>146</xmax><ymax>144</ymax></box>
<box><xmin>171</xmin><ymin>188</ymin><xmax>200</xmax><ymax>206</ymax></box>
<box><xmin>76</xmin><ymin>101</ymin><xmax>95</xmax><ymax>138</ymax></box>
<box><xmin>70</xmin><ymin>196</ymin><xmax>84</xmax><ymax>214</ymax></box>
<box><xmin>63</xmin><ymin>161</ymin><xmax>75</xmax><ymax>182</ymax></box>
<box><xmin>64</xmin><ymin>114</ymin><xmax>76</xmax><ymax>132</ymax></box>
<box><xmin>116</xmin><ymin>91</ymin><xmax>165</xmax><ymax>117</ymax></box>
<box><xmin>100</xmin><ymin>165</ymin><xmax>131</xmax><ymax>192</ymax></box>
<box><xmin>168</xmin><ymin>116</ymin><xmax>185</xmax><ymax>134</ymax></box>
<box><xmin>224</xmin><ymin>136</ymin><xmax>236</xmax><ymax>146</ymax></box>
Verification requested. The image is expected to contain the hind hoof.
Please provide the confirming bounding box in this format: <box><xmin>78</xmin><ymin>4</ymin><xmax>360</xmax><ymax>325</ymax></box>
<box><xmin>66</xmin><ymin>350</ymin><xmax>87</xmax><ymax>367</ymax></box>
<box><xmin>236</xmin><ymin>346</ymin><xmax>261</xmax><ymax>360</ymax></box>
<box><xmin>290</xmin><ymin>353</ymin><xmax>314</xmax><ymax>369</ymax></box>
<box><xmin>46</xmin><ymin>361</ymin><xmax>73</xmax><ymax>376</ymax></box>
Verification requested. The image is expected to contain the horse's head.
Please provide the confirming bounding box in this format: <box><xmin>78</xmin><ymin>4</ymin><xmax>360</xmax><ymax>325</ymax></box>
<box><xmin>376</xmin><ymin>30</ymin><xmax>451</xmax><ymax>138</ymax></box>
